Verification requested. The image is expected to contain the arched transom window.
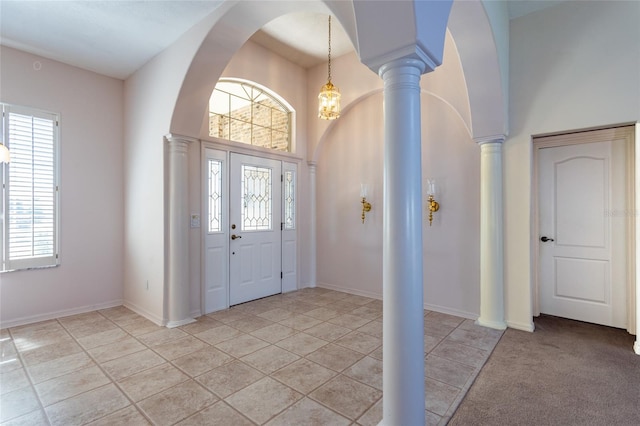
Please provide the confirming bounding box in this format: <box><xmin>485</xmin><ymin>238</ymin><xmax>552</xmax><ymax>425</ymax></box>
<box><xmin>209</xmin><ymin>79</ymin><xmax>293</xmax><ymax>152</ymax></box>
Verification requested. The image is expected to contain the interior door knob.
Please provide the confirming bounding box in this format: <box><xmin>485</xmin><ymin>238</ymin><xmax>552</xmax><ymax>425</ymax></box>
<box><xmin>231</xmin><ymin>234</ymin><xmax>242</xmax><ymax>240</ymax></box>
<box><xmin>540</xmin><ymin>236</ymin><xmax>554</xmax><ymax>242</ymax></box>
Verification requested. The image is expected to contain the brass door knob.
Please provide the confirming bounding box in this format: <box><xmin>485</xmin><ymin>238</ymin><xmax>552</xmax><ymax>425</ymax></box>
<box><xmin>231</xmin><ymin>234</ymin><xmax>242</xmax><ymax>240</ymax></box>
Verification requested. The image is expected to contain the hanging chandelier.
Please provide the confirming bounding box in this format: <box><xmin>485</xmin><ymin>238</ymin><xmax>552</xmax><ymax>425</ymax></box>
<box><xmin>318</xmin><ymin>15</ymin><xmax>341</xmax><ymax>120</ymax></box>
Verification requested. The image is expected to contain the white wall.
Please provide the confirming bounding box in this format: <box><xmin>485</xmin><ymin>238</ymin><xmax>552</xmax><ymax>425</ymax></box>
<box><xmin>122</xmin><ymin>53</ymin><xmax>173</xmax><ymax>325</ymax></box>
<box><xmin>122</xmin><ymin>5</ymin><xmax>224</xmax><ymax>324</ymax></box>
<box><xmin>0</xmin><ymin>46</ymin><xmax>124</xmax><ymax>327</ymax></box>
<box><xmin>505</xmin><ymin>1</ymin><xmax>640</xmax><ymax>330</ymax></box>
<box><xmin>313</xmin><ymin>33</ymin><xmax>481</xmax><ymax>318</ymax></box>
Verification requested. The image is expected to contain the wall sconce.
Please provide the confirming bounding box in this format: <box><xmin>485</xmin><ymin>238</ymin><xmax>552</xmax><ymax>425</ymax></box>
<box><xmin>426</xmin><ymin>179</ymin><xmax>439</xmax><ymax>226</ymax></box>
<box><xmin>0</xmin><ymin>144</ymin><xmax>10</xmax><ymax>164</ymax></box>
<box><xmin>360</xmin><ymin>184</ymin><xmax>372</xmax><ymax>224</ymax></box>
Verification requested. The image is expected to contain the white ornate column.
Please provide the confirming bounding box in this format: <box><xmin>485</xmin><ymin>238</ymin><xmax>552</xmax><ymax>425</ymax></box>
<box><xmin>380</xmin><ymin>58</ymin><xmax>426</xmax><ymax>426</ymax></box>
<box><xmin>476</xmin><ymin>136</ymin><xmax>507</xmax><ymax>330</ymax></box>
<box><xmin>166</xmin><ymin>134</ymin><xmax>196</xmax><ymax>328</ymax></box>
<box><xmin>308</xmin><ymin>161</ymin><xmax>317</xmax><ymax>288</ymax></box>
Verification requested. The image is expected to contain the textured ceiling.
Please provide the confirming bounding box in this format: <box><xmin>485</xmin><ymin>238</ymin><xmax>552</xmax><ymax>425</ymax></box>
<box><xmin>0</xmin><ymin>0</ymin><xmax>354</xmax><ymax>79</ymax></box>
<box><xmin>0</xmin><ymin>1</ymin><xmax>564</xmax><ymax>80</ymax></box>
<box><xmin>0</xmin><ymin>1</ymin><xmax>224</xmax><ymax>79</ymax></box>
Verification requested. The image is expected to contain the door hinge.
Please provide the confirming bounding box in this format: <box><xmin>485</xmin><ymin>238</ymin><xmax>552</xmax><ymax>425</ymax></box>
<box><xmin>281</xmin><ymin>272</ymin><xmax>283</xmax><ymax>279</ymax></box>
<box><xmin>281</xmin><ymin>174</ymin><xmax>283</xmax><ymax>182</ymax></box>
<box><xmin>281</xmin><ymin>222</ymin><xmax>283</xmax><ymax>231</ymax></box>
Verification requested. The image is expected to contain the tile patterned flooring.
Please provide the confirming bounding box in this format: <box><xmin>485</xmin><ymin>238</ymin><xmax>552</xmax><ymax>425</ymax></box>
<box><xmin>0</xmin><ymin>288</ymin><xmax>503</xmax><ymax>425</ymax></box>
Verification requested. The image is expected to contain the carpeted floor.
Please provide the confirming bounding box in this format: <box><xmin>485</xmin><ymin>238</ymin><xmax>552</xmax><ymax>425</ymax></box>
<box><xmin>449</xmin><ymin>315</ymin><xmax>640</xmax><ymax>426</ymax></box>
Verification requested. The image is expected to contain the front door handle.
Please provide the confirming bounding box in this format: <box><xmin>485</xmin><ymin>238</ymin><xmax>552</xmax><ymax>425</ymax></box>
<box><xmin>231</xmin><ymin>234</ymin><xmax>242</xmax><ymax>240</ymax></box>
<box><xmin>540</xmin><ymin>236</ymin><xmax>554</xmax><ymax>242</ymax></box>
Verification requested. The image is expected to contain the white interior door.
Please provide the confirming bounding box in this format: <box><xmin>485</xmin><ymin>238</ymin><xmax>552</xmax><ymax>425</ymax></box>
<box><xmin>229</xmin><ymin>153</ymin><xmax>282</xmax><ymax>305</ymax></box>
<box><xmin>538</xmin><ymin>134</ymin><xmax>628</xmax><ymax>328</ymax></box>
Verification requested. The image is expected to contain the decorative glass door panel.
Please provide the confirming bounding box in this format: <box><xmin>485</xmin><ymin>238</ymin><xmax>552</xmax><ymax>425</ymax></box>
<box><xmin>203</xmin><ymin>149</ymin><xmax>228</xmax><ymax>313</ymax></box>
<box><xmin>241</xmin><ymin>165</ymin><xmax>272</xmax><ymax>231</ymax></box>
<box><xmin>284</xmin><ymin>170</ymin><xmax>295</xmax><ymax>230</ymax></box>
<box><xmin>208</xmin><ymin>159</ymin><xmax>223</xmax><ymax>233</ymax></box>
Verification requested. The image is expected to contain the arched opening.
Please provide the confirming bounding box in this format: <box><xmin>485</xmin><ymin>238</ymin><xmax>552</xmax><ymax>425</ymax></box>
<box><xmin>164</xmin><ymin>0</ymin><xmax>505</xmax><ymax>318</ymax></box>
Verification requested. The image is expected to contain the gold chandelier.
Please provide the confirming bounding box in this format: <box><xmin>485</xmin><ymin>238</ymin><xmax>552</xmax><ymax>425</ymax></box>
<box><xmin>318</xmin><ymin>15</ymin><xmax>340</xmax><ymax>120</ymax></box>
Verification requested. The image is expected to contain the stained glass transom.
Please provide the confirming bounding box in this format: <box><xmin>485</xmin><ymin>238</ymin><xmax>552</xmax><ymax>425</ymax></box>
<box><xmin>209</xmin><ymin>80</ymin><xmax>292</xmax><ymax>152</ymax></box>
<box><xmin>284</xmin><ymin>171</ymin><xmax>295</xmax><ymax>230</ymax></box>
<box><xmin>208</xmin><ymin>160</ymin><xmax>222</xmax><ymax>233</ymax></box>
<box><xmin>241</xmin><ymin>165</ymin><xmax>272</xmax><ymax>231</ymax></box>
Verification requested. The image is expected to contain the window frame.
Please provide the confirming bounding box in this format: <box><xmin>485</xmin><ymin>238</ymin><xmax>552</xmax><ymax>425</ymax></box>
<box><xmin>208</xmin><ymin>79</ymin><xmax>295</xmax><ymax>153</ymax></box>
<box><xmin>1</xmin><ymin>103</ymin><xmax>60</xmax><ymax>272</ymax></box>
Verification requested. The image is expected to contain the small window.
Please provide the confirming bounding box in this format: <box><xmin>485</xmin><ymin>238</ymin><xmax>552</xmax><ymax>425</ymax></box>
<box><xmin>207</xmin><ymin>159</ymin><xmax>223</xmax><ymax>233</ymax></box>
<box><xmin>209</xmin><ymin>80</ymin><xmax>293</xmax><ymax>152</ymax></box>
<box><xmin>1</xmin><ymin>103</ymin><xmax>59</xmax><ymax>272</ymax></box>
<box><xmin>284</xmin><ymin>170</ymin><xmax>296</xmax><ymax>230</ymax></box>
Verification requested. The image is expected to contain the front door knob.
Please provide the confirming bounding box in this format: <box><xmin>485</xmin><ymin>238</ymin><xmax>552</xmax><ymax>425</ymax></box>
<box><xmin>231</xmin><ymin>234</ymin><xmax>242</xmax><ymax>240</ymax></box>
<box><xmin>540</xmin><ymin>236</ymin><xmax>555</xmax><ymax>242</ymax></box>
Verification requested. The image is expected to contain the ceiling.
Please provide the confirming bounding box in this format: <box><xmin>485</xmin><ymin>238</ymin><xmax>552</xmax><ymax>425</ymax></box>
<box><xmin>0</xmin><ymin>0</ymin><xmax>565</xmax><ymax>80</ymax></box>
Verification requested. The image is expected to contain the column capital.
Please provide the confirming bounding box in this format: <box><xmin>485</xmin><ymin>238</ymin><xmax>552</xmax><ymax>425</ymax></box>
<box><xmin>353</xmin><ymin>0</ymin><xmax>451</xmax><ymax>75</ymax></box>
<box><xmin>474</xmin><ymin>134</ymin><xmax>506</xmax><ymax>146</ymax></box>
<box><xmin>307</xmin><ymin>161</ymin><xmax>317</xmax><ymax>169</ymax></box>
<box><xmin>165</xmin><ymin>133</ymin><xmax>199</xmax><ymax>145</ymax></box>
<box><xmin>378</xmin><ymin>58</ymin><xmax>427</xmax><ymax>80</ymax></box>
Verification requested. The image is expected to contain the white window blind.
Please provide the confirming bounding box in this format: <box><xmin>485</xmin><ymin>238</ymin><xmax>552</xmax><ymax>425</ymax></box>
<box><xmin>2</xmin><ymin>104</ymin><xmax>59</xmax><ymax>271</ymax></box>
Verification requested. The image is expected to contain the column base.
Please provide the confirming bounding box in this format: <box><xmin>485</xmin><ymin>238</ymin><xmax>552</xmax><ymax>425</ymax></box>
<box><xmin>166</xmin><ymin>317</ymin><xmax>196</xmax><ymax>328</ymax></box>
<box><xmin>475</xmin><ymin>317</ymin><xmax>507</xmax><ymax>330</ymax></box>
<box><xmin>634</xmin><ymin>340</ymin><xmax>640</xmax><ymax>355</ymax></box>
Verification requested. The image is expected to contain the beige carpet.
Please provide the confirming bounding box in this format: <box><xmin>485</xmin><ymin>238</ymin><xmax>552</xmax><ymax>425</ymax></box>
<box><xmin>449</xmin><ymin>315</ymin><xmax>640</xmax><ymax>425</ymax></box>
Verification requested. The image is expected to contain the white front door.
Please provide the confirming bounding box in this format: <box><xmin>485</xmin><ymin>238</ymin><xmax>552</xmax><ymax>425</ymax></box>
<box><xmin>537</xmin><ymin>129</ymin><xmax>629</xmax><ymax>328</ymax></box>
<box><xmin>229</xmin><ymin>153</ymin><xmax>282</xmax><ymax>305</ymax></box>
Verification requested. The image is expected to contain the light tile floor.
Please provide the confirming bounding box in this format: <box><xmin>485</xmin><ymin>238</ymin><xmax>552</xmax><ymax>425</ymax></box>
<box><xmin>0</xmin><ymin>288</ymin><xmax>503</xmax><ymax>425</ymax></box>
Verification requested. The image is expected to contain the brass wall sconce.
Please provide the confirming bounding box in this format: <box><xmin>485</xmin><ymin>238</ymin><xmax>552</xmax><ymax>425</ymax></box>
<box><xmin>0</xmin><ymin>144</ymin><xmax>10</xmax><ymax>164</ymax></box>
<box><xmin>360</xmin><ymin>184</ymin><xmax>372</xmax><ymax>224</ymax></box>
<box><xmin>426</xmin><ymin>179</ymin><xmax>439</xmax><ymax>226</ymax></box>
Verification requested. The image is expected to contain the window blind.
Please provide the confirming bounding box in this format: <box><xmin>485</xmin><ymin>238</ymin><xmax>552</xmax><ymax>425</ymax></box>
<box><xmin>2</xmin><ymin>105</ymin><xmax>59</xmax><ymax>271</ymax></box>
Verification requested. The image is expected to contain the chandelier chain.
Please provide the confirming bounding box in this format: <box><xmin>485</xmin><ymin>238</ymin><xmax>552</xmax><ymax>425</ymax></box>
<box><xmin>328</xmin><ymin>16</ymin><xmax>332</xmax><ymax>83</ymax></box>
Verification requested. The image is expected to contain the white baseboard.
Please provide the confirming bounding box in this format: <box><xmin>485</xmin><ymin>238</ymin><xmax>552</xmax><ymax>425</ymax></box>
<box><xmin>316</xmin><ymin>282</ymin><xmax>382</xmax><ymax>300</ymax></box>
<box><xmin>166</xmin><ymin>317</ymin><xmax>197</xmax><ymax>328</ymax></box>
<box><xmin>123</xmin><ymin>300</ymin><xmax>164</xmax><ymax>326</ymax></box>
<box><xmin>316</xmin><ymin>282</ymin><xmax>481</xmax><ymax>320</ymax></box>
<box><xmin>0</xmin><ymin>299</ymin><xmax>123</xmax><ymax>329</ymax></box>
<box><xmin>506</xmin><ymin>320</ymin><xmax>535</xmax><ymax>332</ymax></box>
<box><xmin>424</xmin><ymin>303</ymin><xmax>478</xmax><ymax>320</ymax></box>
